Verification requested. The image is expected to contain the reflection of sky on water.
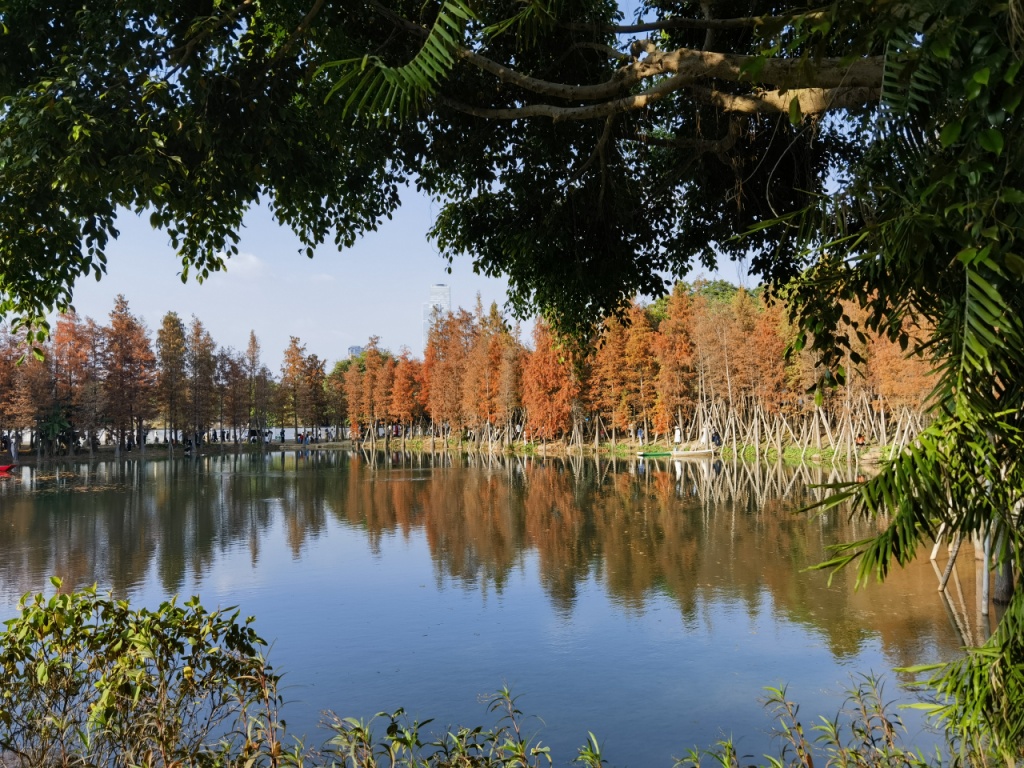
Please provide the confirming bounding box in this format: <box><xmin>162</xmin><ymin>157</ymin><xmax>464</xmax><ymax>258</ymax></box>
<box><xmin>128</xmin><ymin>537</ymin><xmax>945</xmax><ymax>761</ymax></box>
<box><xmin>0</xmin><ymin>454</ymin><xmax>961</xmax><ymax>766</ymax></box>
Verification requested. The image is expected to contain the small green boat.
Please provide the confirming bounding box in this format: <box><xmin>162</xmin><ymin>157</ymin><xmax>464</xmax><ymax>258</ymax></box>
<box><xmin>636</xmin><ymin>450</ymin><xmax>672</xmax><ymax>458</ymax></box>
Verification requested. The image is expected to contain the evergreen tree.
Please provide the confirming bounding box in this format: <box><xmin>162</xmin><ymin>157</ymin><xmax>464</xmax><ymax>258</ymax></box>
<box><xmin>103</xmin><ymin>296</ymin><xmax>156</xmax><ymax>451</ymax></box>
<box><xmin>156</xmin><ymin>311</ymin><xmax>187</xmax><ymax>445</ymax></box>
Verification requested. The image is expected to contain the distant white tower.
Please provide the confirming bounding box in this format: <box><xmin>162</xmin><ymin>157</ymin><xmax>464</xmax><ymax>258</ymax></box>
<box><xmin>422</xmin><ymin>283</ymin><xmax>452</xmax><ymax>350</ymax></box>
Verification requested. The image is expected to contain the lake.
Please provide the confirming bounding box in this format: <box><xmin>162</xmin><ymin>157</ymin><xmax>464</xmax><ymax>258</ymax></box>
<box><xmin>0</xmin><ymin>451</ymin><xmax>980</xmax><ymax>766</ymax></box>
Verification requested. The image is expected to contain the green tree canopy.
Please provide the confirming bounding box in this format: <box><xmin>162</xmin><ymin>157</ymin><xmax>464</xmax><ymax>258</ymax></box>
<box><xmin>0</xmin><ymin>0</ymin><xmax>884</xmax><ymax>339</ymax></box>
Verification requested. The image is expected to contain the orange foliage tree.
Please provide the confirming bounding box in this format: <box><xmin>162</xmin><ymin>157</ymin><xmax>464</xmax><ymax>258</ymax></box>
<box><xmin>521</xmin><ymin>321</ymin><xmax>580</xmax><ymax>442</ymax></box>
<box><xmin>622</xmin><ymin>304</ymin><xmax>658</xmax><ymax>440</ymax></box>
<box><xmin>303</xmin><ymin>353</ymin><xmax>328</xmax><ymax>436</ymax></box>
<box><xmin>495</xmin><ymin>327</ymin><xmax>523</xmax><ymax>443</ymax></box>
<box><xmin>360</xmin><ymin>337</ymin><xmax>393</xmax><ymax>443</ymax></box>
<box><xmin>422</xmin><ymin>309</ymin><xmax>473</xmax><ymax>439</ymax></box>
<box><xmin>343</xmin><ymin>360</ymin><xmax>363</xmax><ymax>440</ymax></box>
<box><xmin>389</xmin><ymin>349</ymin><xmax>423</xmax><ymax>438</ymax></box>
<box><xmin>589</xmin><ymin>315</ymin><xmax>629</xmax><ymax>442</ymax></box>
<box><xmin>461</xmin><ymin>302</ymin><xmax>511</xmax><ymax>443</ymax></box>
<box><xmin>653</xmin><ymin>284</ymin><xmax>696</xmax><ymax>436</ymax></box>
<box><xmin>103</xmin><ymin>295</ymin><xmax>156</xmax><ymax>449</ymax></box>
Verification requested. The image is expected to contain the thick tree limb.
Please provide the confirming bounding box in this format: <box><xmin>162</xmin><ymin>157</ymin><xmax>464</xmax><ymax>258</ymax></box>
<box><xmin>439</xmin><ymin>75</ymin><xmax>878</xmax><ymax>121</ymax></box>
<box><xmin>690</xmin><ymin>85</ymin><xmax>880</xmax><ymax>114</ymax></box>
<box><xmin>460</xmin><ymin>45</ymin><xmax>882</xmax><ymax>103</ymax></box>
<box><xmin>366</xmin><ymin>1</ymin><xmax>882</xmax><ymax>116</ymax></box>
<box><xmin>633</xmin><ymin>44</ymin><xmax>882</xmax><ymax>89</ymax></box>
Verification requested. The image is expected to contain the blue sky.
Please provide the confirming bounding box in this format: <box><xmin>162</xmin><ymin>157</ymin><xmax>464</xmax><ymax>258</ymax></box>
<box><xmin>68</xmin><ymin>190</ymin><xmax>515</xmax><ymax>370</ymax></box>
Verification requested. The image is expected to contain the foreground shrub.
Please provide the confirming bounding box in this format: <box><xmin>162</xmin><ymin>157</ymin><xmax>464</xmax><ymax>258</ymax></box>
<box><xmin>0</xmin><ymin>579</ymin><xmax>289</xmax><ymax>767</ymax></box>
<box><xmin>319</xmin><ymin>686</ymin><xmax>589</xmax><ymax>768</ymax></box>
<box><xmin>677</xmin><ymin>677</ymin><xmax>937</xmax><ymax>768</ymax></box>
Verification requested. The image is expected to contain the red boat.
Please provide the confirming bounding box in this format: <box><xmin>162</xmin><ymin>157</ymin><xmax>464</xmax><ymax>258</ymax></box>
<box><xmin>0</xmin><ymin>464</ymin><xmax>16</xmax><ymax>473</ymax></box>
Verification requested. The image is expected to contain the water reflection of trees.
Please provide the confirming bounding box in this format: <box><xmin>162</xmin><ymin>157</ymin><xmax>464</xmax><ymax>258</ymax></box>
<box><xmin>0</xmin><ymin>452</ymin><xmax>968</xmax><ymax>664</ymax></box>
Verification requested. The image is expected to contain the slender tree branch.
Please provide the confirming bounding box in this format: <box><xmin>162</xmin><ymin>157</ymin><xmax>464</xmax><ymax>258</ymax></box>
<box><xmin>566</xmin><ymin>114</ymin><xmax>618</xmax><ymax>188</ymax></box>
<box><xmin>633</xmin><ymin>119</ymin><xmax>743</xmax><ymax>158</ymax></box>
<box><xmin>169</xmin><ymin>0</ymin><xmax>255</xmax><ymax>74</ymax></box>
<box><xmin>567</xmin><ymin>41</ymin><xmax>631</xmax><ymax>62</ymax></box>
<box><xmin>565</xmin><ymin>8</ymin><xmax>829</xmax><ymax>35</ymax></box>
<box><xmin>267</xmin><ymin>0</ymin><xmax>329</xmax><ymax>69</ymax></box>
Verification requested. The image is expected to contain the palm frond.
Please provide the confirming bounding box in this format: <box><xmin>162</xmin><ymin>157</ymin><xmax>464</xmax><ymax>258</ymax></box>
<box><xmin>878</xmin><ymin>17</ymin><xmax>946</xmax><ymax>159</ymax></box>
<box><xmin>320</xmin><ymin>0</ymin><xmax>476</xmax><ymax>123</ymax></box>
<box><xmin>484</xmin><ymin>0</ymin><xmax>558</xmax><ymax>46</ymax></box>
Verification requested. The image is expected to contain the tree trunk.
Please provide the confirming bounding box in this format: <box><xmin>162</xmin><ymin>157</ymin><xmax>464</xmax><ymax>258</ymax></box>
<box><xmin>993</xmin><ymin>558</ymin><xmax>1015</xmax><ymax>604</ymax></box>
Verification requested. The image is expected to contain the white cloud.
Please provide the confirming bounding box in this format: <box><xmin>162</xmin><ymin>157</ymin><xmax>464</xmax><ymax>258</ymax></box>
<box><xmin>213</xmin><ymin>251</ymin><xmax>266</xmax><ymax>281</ymax></box>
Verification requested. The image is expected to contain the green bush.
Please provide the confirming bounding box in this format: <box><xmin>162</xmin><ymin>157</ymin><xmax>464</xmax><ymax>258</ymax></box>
<box><xmin>0</xmin><ymin>579</ymin><xmax>290</xmax><ymax>767</ymax></box>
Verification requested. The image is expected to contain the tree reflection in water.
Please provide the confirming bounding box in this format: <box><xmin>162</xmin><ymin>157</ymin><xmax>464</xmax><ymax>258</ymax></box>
<box><xmin>0</xmin><ymin>451</ymin><xmax>977</xmax><ymax>764</ymax></box>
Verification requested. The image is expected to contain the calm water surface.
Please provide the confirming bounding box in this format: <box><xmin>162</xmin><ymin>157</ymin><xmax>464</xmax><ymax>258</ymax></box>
<box><xmin>0</xmin><ymin>452</ymin><xmax>977</xmax><ymax>766</ymax></box>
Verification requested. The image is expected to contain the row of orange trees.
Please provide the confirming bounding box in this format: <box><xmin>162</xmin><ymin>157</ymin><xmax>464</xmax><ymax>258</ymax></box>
<box><xmin>0</xmin><ymin>296</ymin><xmax>276</xmax><ymax>453</ymax></box>
<box><xmin>340</xmin><ymin>281</ymin><xmax>932</xmax><ymax>451</ymax></box>
<box><xmin>0</xmin><ymin>281</ymin><xmax>931</xmax><ymax>455</ymax></box>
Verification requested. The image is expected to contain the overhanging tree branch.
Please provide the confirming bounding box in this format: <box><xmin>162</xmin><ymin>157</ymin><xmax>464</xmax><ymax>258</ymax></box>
<box><xmin>356</xmin><ymin>1</ymin><xmax>882</xmax><ymax>121</ymax></box>
<box><xmin>438</xmin><ymin>80</ymin><xmax>878</xmax><ymax>121</ymax></box>
<box><xmin>690</xmin><ymin>85</ymin><xmax>880</xmax><ymax>115</ymax></box>
<box><xmin>458</xmin><ymin>45</ymin><xmax>882</xmax><ymax>103</ymax></box>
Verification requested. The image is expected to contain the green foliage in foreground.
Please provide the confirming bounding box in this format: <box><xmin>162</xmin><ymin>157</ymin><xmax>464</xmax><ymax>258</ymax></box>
<box><xmin>0</xmin><ymin>584</ymin><xmax>980</xmax><ymax>768</ymax></box>
<box><xmin>681</xmin><ymin>678</ymin><xmax>937</xmax><ymax>768</ymax></box>
<box><xmin>0</xmin><ymin>579</ymin><xmax>289</xmax><ymax>767</ymax></box>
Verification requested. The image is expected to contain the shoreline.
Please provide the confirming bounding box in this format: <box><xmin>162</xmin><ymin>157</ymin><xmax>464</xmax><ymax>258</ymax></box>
<box><xmin>2</xmin><ymin>437</ymin><xmax>888</xmax><ymax>469</ymax></box>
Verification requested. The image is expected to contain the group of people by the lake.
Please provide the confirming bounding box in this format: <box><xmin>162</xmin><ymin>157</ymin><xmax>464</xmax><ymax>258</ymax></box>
<box><xmin>2</xmin><ymin>432</ymin><xmax>19</xmax><ymax>462</ymax></box>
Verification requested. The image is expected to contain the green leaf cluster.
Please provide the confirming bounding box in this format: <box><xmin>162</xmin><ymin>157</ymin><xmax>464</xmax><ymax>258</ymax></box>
<box><xmin>0</xmin><ymin>0</ymin><xmax>865</xmax><ymax>342</ymax></box>
<box><xmin>0</xmin><ymin>578</ymin><xmax>286</xmax><ymax>766</ymax></box>
<box><xmin>0</xmin><ymin>0</ymin><xmax>405</xmax><ymax>336</ymax></box>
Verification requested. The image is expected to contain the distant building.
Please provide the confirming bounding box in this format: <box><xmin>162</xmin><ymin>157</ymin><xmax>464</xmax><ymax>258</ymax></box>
<box><xmin>347</xmin><ymin>345</ymin><xmax>364</xmax><ymax>358</ymax></box>
<box><xmin>422</xmin><ymin>283</ymin><xmax>451</xmax><ymax>350</ymax></box>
